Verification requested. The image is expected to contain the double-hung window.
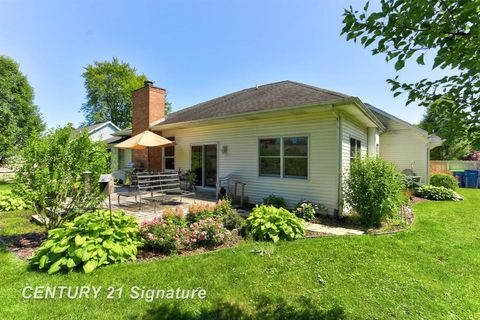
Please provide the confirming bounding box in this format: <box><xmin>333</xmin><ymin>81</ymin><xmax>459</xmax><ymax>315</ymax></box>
<box><xmin>350</xmin><ymin>137</ymin><xmax>361</xmax><ymax>162</ymax></box>
<box><xmin>259</xmin><ymin>136</ymin><xmax>308</xmax><ymax>179</ymax></box>
<box><xmin>163</xmin><ymin>137</ymin><xmax>175</xmax><ymax>170</ymax></box>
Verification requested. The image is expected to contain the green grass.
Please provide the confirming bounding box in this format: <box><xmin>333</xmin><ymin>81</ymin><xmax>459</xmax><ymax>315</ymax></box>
<box><xmin>0</xmin><ymin>181</ymin><xmax>13</xmax><ymax>192</ymax></box>
<box><xmin>1</xmin><ymin>190</ymin><xmax>480</xmax><ymax>319</ymax></box>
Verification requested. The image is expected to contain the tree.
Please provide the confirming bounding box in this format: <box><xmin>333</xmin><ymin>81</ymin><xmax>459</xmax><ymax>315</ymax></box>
<box><xmin>80</xmin><ymin>57</ymin><xmax>172</xmax><ymax>129</ymax></box>
<box><xmin>418</xmin><ymin>106</ymin><xmax>470</xmax><ymax>159</ymax></box>
<box><xmin>14</xmin><ymin>125</ymin><xmax>109</xmax><ymax>230</ymax></box>
<box><xmin>0</xmin><ymin>55</ymin><xmax>45</xmax><ymax>164</ymax></box>
<box><xmin>342</xmin><ymin>0</ymin><xmax>480</xmax><ymax>146</ymax></box>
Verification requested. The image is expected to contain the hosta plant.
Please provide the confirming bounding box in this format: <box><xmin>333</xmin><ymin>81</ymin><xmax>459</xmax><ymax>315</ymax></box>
<box><xmin>30</xmin><ymin>210</ymin><xmax>141</xmax><ymax>274</ymax></box>
<box><xmin>415</xmin><ymin>185</ymin><xmax>463</xmax><ymax>201</ymax></box>
<box><xmin>294</xmin><ymin>200</ymin><xmax>319</xmax><ymax>221</ymax></box>
<box><xmin>246</xmin><ymin>205</ymin><xmax>305</xmax><ymax>242</ymax></box>
<box><xmin>0</xmin><ymin>192</ymin><xmax>30</xmax><ymax>211</ymax></box>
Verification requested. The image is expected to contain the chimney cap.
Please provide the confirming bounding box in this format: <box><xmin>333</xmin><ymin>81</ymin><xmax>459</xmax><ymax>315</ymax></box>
<box><xmin>144</xmin><ymin>80</ymin><xmax>154</xmax><ymax>87</ymax></box>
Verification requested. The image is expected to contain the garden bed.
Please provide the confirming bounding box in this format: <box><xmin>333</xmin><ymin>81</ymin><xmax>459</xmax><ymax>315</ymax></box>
<box><xmin>0</xmin><ymin>232</ymin><xmax>46</xmax><ymax>260</ymax></box>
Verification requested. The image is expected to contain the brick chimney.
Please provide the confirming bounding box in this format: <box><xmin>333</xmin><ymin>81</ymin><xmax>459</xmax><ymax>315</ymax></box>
<box><xmin>131</xmin><ymin>80</ymin><xmax>166</xmax><ymax>171</ymax></box>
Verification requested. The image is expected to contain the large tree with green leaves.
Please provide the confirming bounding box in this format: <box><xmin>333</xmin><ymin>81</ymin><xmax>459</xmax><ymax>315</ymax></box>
<box><xmin>342</xmin><ymin>0</ymin><xmax>480</xmax><ymax>147</ymax></box>
<box><xmin>0</xmin><ymin>55</ymin><xmax>44</xmax><ymax>164</ymax></box>
<box><xmin>418</xmin><ymin>105</ymin><xmax>472</xmax><ymax>159</ymax></box>
<box><xmin>80</xmin><ymin>57</ymin><xmax>172</xmax><ymax>129</ymax></box>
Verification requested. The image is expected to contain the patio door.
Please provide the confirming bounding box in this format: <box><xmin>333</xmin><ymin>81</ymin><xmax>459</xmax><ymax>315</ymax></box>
<box><xmin>191</xmin><ymin>144</ymin><xmax>217</xmax><ymax>188</ymax></box>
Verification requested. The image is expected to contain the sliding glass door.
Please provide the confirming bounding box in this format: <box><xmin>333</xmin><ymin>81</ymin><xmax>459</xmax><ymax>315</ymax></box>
<box><xmin>191</xmin><ymin>144</ymin><xmax>217</xmax><ymax>187</ymax></box>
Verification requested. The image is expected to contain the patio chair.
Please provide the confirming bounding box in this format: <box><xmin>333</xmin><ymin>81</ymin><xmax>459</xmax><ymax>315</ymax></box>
<box><xmin>216</xmin><ymin>174</ymin><xmax>232</xmax><ymax>199</ymax></box>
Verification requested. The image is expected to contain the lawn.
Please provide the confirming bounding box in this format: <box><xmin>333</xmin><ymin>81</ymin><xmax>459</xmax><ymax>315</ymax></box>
<box><xmin>0</xmin><ymin>181</ymin><xmax>13</xmax><ymax>192</ymax></box>
<box><xmin>1</xmin><ymin>190</ymin><xmax>479</xmax><ymax>319</ymax></box>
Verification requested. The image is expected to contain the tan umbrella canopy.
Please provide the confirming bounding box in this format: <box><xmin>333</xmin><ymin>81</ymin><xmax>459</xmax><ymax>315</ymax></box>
<box><xmin>115</xmin><ymin>130</ymin><xmax>173</xmax><ymax>149</ymax></box>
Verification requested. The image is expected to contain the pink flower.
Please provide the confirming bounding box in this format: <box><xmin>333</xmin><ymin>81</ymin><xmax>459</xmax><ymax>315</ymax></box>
<box><xmin>146</xmin><ymin>233</ymin><xmax>154</xmax><ymax>241</ymax></box>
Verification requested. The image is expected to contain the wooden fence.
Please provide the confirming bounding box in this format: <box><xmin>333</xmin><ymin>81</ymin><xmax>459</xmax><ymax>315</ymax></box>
<box><xmin>430</xmin><ymin>160</ymin><xmax>480</xmax><ymax>175</ymax></box>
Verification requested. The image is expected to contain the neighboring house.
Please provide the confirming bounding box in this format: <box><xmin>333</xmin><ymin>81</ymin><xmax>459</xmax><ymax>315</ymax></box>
<box><xmin>75</xmin><ymin>121</ymin><xmax>132</xmax><ymax>180</ymax></box>
<box><xmin>112</xmin><ymin>80</ymin><xmax>442</xmax><ymax>215</ymax></box>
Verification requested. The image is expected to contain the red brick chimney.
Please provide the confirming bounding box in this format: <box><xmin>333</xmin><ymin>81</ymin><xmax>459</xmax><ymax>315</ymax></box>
<box><xmin>131</xmin><ymin>80</ymin><xmax>166</xmax><ymax>171</ymax></box>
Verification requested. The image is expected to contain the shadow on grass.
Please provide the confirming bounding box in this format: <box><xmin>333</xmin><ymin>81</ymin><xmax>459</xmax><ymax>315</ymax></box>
<box><xmin>134</xmin><ymin>295</ymin><xmax>347</xmax><ymax>320</ymax></box>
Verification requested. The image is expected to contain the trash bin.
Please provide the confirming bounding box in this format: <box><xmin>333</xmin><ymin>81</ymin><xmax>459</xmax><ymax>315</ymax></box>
<box><xmin>464</xmin><ymin>170</ymin><xmax>479</xmax><ymax>188</ymax></box>
<box><xmin>452</xmin><ymin>171</ymin><xmax>465</xmax><ymax>188</ymax></box>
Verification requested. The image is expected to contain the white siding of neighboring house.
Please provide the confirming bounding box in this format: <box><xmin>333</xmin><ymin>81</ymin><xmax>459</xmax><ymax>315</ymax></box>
<box><xmin>379</xmin><ymin>122</ymin><xmax>429</xmax><ymax>182</ymax></box>
<box><xmin>89</xmin><ymin>124</ymin><xmax>118</xmax><ymax>142</ymax></box>
<box><xmin>161</xmin><ymin>111</ymin><xmax>340</xmax><ymax>214</ymax></box>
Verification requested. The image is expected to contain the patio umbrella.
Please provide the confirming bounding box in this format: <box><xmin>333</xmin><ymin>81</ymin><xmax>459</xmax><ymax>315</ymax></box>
<box><xmin>115</xmin><ymin>130</ymin><xmax>173</xmax><ymax>150</ymax></box>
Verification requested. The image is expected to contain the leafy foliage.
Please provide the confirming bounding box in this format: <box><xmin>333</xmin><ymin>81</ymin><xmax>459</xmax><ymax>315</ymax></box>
<box><xmin>462</xmin><ymin>151</ymin><xmax>480</xmax><ymax>161</ymax></box>
<box><xmin>416</xmin><ymin>185</ymin><xmax>463</xmax><ymax>201</ymax></box>
<box><xmin>246</xmin><ymin>205</ymin><xmax>305</xmax><ymax>242</ymax></box>
<box><xmin>419</xmin><ymin>106</ymin><xmax>472</xmax><ymax>160</ymax></box>
<box><xmin>430</xmin><ymin>173</ymin><xmax>458</xmax><ymax>190</ymax></box>
<box><xmin>30</xmin><ymin>210</ymin><xmax>141</xmax><ymax>274</ymax></box>
<box><xmin>162</xmin><ymin>207</ymin><xmax>187</xmax><ymax>226</ymax></box>
<box><xmin>294</xmin><ymin>200</ymin><xmax>318</xmax><ymax>221</ymax></box>
<box><xmin>186</xmin><ymin>203</ymin><xmax>216</xmax><ymax>223</ymax></box>
<box><xmin>262</xmin><ymin>194</ymin><xmax>287</xmax><ymax>209</ymax></box>
<box><xmin>189</xmin><ymin>218</ymin><xmax>230</xmax><ymax>248</ymax></box>
<box><xmin>0</xmin><ymin>191</ymin><xmax>30</xmax><ymax>212</ymax></box>
<box><xmin>214</xmin><ymin>199</ymin><xmax>245</xmax><ymax>230</ymax></box>
<box><xmin>0</xmin><ymin>55</ymin><xmax>44</xmax><ymax>164</ymax></box>
<box><xmin>342</xmin><ymin>0</ymin><xmax>480</xmax><ymax>148</ymax></box>
<box><xmin>140</xmin><ymin>217</ymin><xmax>187</xmax><ymax>254</ymax></box>
<box><xmin>344</xmin><ymin>157</ymin><xmax>403</xmax><ymax>227</ymax></box>
<box><xmin>15</xmin><ymin>125</ymin><xmax>109</xmax><ymax>230</ymax></box>
<box><xmin>80</xmin><ymin>57</ymin><xmax>172</xmax><ymax>128</ymax></box>
<box><xmin>139</xmin><ymin>217</ymin><xmax>230</xmax><ymax>253</ymax></box>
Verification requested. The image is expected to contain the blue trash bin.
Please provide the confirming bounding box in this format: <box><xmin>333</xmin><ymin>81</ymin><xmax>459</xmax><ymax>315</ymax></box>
<box><xmin>452</xmin><ymin>171</ymin><xmax>465</xmax><ymax>188</ymax></box>
<box><xmin>464</xmin><ymin>170</ymin><xmax>479</xmax><ymax>188</ymax></box>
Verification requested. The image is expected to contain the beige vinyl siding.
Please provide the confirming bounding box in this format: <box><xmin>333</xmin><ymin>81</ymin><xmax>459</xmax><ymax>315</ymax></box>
<box><xmin>341</xmin><ymin>115</ymin><xmax>368</xmax><ymax>173</ymax></box>
<box><xmin>379</xmin><ymin>122</ymin><xmax>429</xmax><ymax>182</ymax></box>
<box><xmin>161</xmin><ymin>111</ymin><xmax>339</xmax><ymax>213</ymax></box>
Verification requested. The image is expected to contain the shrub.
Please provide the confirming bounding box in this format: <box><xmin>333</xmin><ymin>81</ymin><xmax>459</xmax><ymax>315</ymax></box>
<box><xmin>294</xmin><ymin>200</ymin><xmax>319</xmax><ymax>221</ymax></box>
<box><xmin>415</xmin><ymin>185</ymin><xmax>463</xmax><ymax>201</ymax></box>
<box><xmin>0</xmin><ymin>191</ymin><xmax>30</xmax><ymax>211</ymax></box>
<box><xmin>139</xmin><ymin>217</ymin><xmax>188</xmax><ymax>254</ymax></box>
<box><xmin>430</xmin><ymin>173</ymin><xmax>458</xmax><ymax>190</ymax></box>
<box><xmin>30</xmin><ymin>210</ymin><xmax>141</xmax><ymax>274</ymax></box>
<box><xmin>187</xmin><ymin>203</ymin><xmax>216</xmax><ymax>223</ymax></box>
<box><xmin>162</xmin><ymin>207</ymin><xmax>187</xmax><ymax>226</ymax></box>
<box><xmin>214</xmin><ymin>199</ymin><xmax>245</xmax><ymax>230</ymax></box>
<box><xmin>344</xmin><ymin>157</ymin><xmax>403</xmax><ymax>227</ymax></box>
<box><xmin>262</xmin><ymin>194</ymin><xmax>287</xmax><ymax>209</ymax></box>
<box><xmin>15</xmin><ymin>125</ymin><xmax>109</xmax><ymax>230</ymax></box>
<box><xmin>246</xmin><ymin>205</ymin><xmax>305</xmax><ymax>242</ymax></box>
<box><xmin>400</xmin><ymin>175</ymin><xmax>422</xmax><ymax>190</ymax></box>
<box><xmin>189</xmin><ymin>218</ymin><xmax>230</xmax><ymax>248</ymax></box>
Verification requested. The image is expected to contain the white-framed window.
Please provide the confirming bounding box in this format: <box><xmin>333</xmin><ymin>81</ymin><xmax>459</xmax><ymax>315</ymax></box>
<box><xmin>350</xmin><ymin>137</ymin><xmax>362</xmax><ymax>162</ymax></box>
<box><xmin>163</xmin><ymin>137</ymin><xmax>175</xmax><ymax>170</ymax></box>
<box><xmin>259</xmin><ymin>136</ymin><xmax>308</xmax><ymax>179</ymax></box>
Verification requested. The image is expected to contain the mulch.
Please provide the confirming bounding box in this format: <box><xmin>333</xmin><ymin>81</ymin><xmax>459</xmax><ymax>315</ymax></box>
<box><xmin>0</xmin><ymin>232</ymin><xmax>46</xmax><ymax>260</ymax></box>
<box><xmin>136</xmin><ymin>234</ymin><xmax>243</xmax><ymax>262</ymax></box>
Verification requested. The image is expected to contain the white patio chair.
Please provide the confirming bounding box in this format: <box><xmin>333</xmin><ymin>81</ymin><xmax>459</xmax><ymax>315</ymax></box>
<box><xmin>216</xmin><ymin>174</ymin><xmax>232</xmax><ymax>199</ymax></box>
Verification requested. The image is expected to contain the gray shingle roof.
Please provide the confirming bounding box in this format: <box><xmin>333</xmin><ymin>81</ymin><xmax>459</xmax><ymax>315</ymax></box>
<box><xmin>161</xmin><ymin>80</ymin><xmax>351</xmax><ymax>125</ymax></box>
<box><xmin>76</xmin><ymin>121</ymin><xmax>110</xmax><ymax>133</ymax></box>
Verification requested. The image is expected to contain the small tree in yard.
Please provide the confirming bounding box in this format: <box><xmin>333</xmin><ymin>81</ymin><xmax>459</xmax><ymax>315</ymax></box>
<box><xmin>344</xmin><ymin>157</ymin><xmax>403</xmax><ymax>227</ymax></box>
<box><xmin>15</xmin><ymin>125</ymin><xmax>109</xmax><ymax>230</ymax></box>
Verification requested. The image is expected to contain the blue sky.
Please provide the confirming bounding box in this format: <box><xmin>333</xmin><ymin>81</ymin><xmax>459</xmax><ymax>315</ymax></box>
<box><xmin>1</xmin><ymin>0</ymin><xmax>440</xmax><ymax>129</ymax></box>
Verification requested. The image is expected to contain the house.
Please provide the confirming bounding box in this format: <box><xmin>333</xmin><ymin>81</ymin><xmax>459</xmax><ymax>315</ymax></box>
<box><xmin>75</xmin><ymin>121</ymin><xmax>130</xmax><ymax>179</ymax></box>
<box><xmin>75</xmin><ymin>121</ymin><xmax>121</xmax><ymax>143</ymax></box>
<box><xmin>112</xmin><ymin>80</ymin><xmax>442</xmax><ymax>215</ymax></box>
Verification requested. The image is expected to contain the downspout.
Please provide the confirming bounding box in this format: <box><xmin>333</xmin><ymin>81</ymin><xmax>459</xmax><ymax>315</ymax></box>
<box><xmin>426</xmin><ymin>143</ymin><xmax>430</xmax><ymax>184</ymax></box>
<box><xmin>331</xmin><ymin>106</ymin><xmax>342</xmax><ymax>218</ymax></box>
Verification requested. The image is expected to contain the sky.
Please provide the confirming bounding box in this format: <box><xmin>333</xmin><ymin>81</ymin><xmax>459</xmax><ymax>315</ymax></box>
<box><xmin>0</xmin><ymin>0</ymin><xmax>443</xmax><ymax>129</ymax></box>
